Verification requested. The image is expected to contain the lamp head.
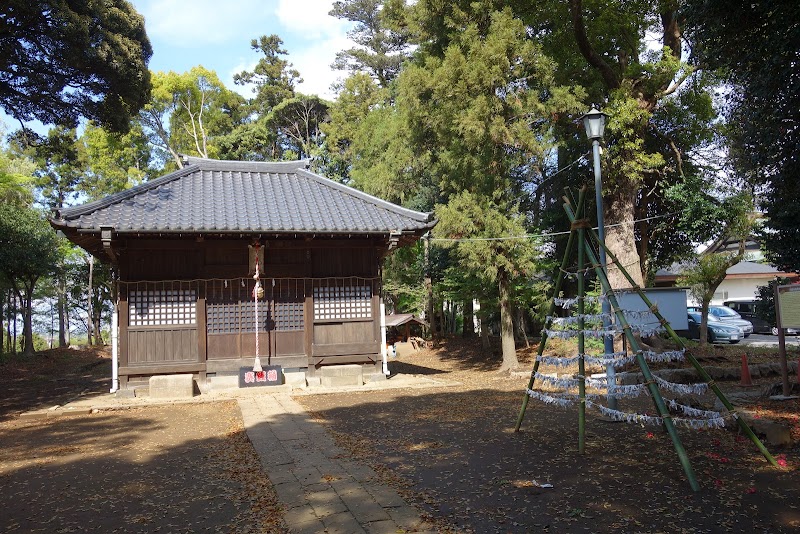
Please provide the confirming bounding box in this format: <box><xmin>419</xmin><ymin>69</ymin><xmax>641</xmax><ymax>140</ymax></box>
<box><xmin>579</xmin><ymin>106</ymin><xmax>608</xmax><ymax>140</ymax></box>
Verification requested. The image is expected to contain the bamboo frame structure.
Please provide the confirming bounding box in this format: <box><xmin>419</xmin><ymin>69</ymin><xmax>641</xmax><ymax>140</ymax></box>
<box><xmin>515</xmin><ymin>186</ymin><xmax>777</xmax><ymax>492</ymax></box>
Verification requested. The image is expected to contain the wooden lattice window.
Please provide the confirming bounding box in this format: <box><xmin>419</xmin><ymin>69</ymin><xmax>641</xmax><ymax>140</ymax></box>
<box><xmin>129</xmin><ymin>289</ymin><xmax>197</xmax><ymax>327</ymax></box>
<box><xmin>206</xmin><ymin>278</ymin><xmax>305</xmax><ymax>333</ymax></box>
<box><xmin>274</xmin><ymin>301</ymin><xmax>304</xmax><ymax>330</ymax></box>
<box><xmin>313</xmin><ymin>285</ymin><xmax>372</xmax><ymax>320</ymax></box>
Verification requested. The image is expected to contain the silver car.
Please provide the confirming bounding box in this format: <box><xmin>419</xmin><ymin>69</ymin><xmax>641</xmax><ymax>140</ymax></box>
<box><xmin>690</xmin><ymin>306</ymin><xmax>753</xmax><ymax>337</ymax></box>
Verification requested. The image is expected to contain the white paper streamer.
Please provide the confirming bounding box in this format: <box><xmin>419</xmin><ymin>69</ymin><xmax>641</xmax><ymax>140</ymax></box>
<box><xmin>653</xmin><ymin>375</ymin><xmax>709</xmax><ymax>395</ymax></box>
<box><xmin>585</xmin><ymin>401</ymin><xmax>727</xmax><ymax>429</ymax></box>
<box><xmin>667</xmin><ymin>399</ymin><xmax>722</xmax><ymax>419</ymax></box>
<box><xmin>549</xmin><ymin>314</ymin><xmax>608</xmax><ymax>326</ymax></box>
<box><xmin>536</xmin><ymin>349</ymin><xmax>685</xmax><ymax>369</ymax></box>
<box><xmin>534</xmin><ymin>372</ymin><xmax>582</xmax><ymax>388</ymax></box>
<box><xmin>527</xmin><ymin>390</ymin><xmax>730</xmax><ymax>429</ymax></box>
<box><xmin>554</xmin><ymin>296</ymin><xmax>604</xmax><ymax>308</ymax></box>
<box><xmin>543</xmin><ymin>328</ymin><xmax>619</xmax><ymax>339</ymax></box>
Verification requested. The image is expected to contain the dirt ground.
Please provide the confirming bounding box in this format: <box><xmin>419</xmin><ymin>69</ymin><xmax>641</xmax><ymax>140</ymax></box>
<box><xmin>299</xmin><ymin>338</ymin><xmax>800</xmax><ymax>533</ymax></box>
<box><xmin>2</xmin><ymin>342</ymin><xmax>799</xmax><ymax>533</ymax></box>
<box><xmin>0</xmin><ymin>348</ymin><xmax>287</xmax><ymax>533</ymax></box>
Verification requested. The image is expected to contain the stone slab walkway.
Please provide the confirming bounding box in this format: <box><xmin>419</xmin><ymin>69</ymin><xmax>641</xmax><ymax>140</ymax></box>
<box><xmin>238</xmin><ymin>393</ymin><xmax>433</xmax><ymax>534</ymax></box>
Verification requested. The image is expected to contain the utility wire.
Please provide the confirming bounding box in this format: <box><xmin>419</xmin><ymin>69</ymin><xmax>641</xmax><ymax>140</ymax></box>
<box><xmin>430</xmin><ymin>212</ymin><xmax>678</xmax><ymax>243</ymax></box>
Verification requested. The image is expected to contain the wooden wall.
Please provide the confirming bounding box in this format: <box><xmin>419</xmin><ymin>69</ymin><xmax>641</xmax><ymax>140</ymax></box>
<box><xmin>116</xmin><ymin>236</ymin><xmax>385</xmax><ymax>381</ymax></box>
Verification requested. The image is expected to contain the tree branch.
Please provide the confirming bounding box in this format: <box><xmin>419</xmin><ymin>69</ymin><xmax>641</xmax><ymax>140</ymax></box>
<box><xmin>569</xmin><ymin>0</ymin><xmax>620</xmax><ymax>89</ymax></box>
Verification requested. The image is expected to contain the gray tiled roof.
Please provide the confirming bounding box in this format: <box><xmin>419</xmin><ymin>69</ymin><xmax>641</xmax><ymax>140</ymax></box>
<box><xmin>54</xmin><ymin>158</ymin><xmax>435</xmax><ymax>235</ymax></box>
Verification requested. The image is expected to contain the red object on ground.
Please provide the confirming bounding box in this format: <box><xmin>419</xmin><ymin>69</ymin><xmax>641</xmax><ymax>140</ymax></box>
<box><xmin>740</xmin><ymin>354</ymin><xmax>754</xmax><ymax>386</ymax></box>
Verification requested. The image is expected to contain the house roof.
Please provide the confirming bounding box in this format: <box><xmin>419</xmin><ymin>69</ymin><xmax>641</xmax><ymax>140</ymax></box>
<box><xmin>53</xmin><ymin>158</ymin><xmax>435</xmax><ymax>238</ymax></box>
<box><xmin>655</xmin><ymin>260</ymin><xmax>797</xmax><ymax>281</ymax></box>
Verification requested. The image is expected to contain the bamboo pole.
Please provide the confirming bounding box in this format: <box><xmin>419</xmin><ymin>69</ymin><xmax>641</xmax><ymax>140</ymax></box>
<box><xmin>514</xmin><ymin>188</ymin><xmax>586</xmax><ymax>432</ymax></box>
<box><xmin>581</xmin><ymin>223</ymin><xmax>777</xmax><ymax>466</ymax></box>
<box><xmin>564</xmin><ymin>200</ymin><xmax>700</xmax><ymax>492</ymax></box>
<box><xmin>576</xmin><ymin>202</ymin><xmax>587</xmax><ymax>455</ymax></box>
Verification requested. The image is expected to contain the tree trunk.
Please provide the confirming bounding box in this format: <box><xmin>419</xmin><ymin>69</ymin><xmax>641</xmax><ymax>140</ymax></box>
<box><xmin>604</xmin><ymin>185</ymin><xmax>644</xmax><ymax>289</ymax></box>
<box><xmin>517</xmin><ymin>308</ymin><xmax>530</xmax><ymax>348</ymax></box>
<box><xmin>699</xmin><ymin>300</ymin><xmax>709</xmax><ymax>347</ymax></box>
<box><xmin>21</xmin><ymin>285</ymin><xmax>35</xmax><ymax>357</ymax></box>
<box><xmin>93</xmin><ymin>313</ymin><xmax>103</xmax><ymax>345</ymax></box>
<box><xmin>498</xmin><ymin>271</ymin><xmax>518</xmax><ymax>371</ymax></box>
<box><xmin>462</xmin><ymin>299</ymin><xmax>474</xmax><ymax>338</ymax></box>
<box><xmin>58</xmin><ymin>276</ymin><xmax>68</xmax><ymax>347</ymax></box>
<box><xmin>12</xmin><ymin>291</ymin><xmax>17</xmax><ymax>354</ymax></box>
<box><xmin>0</xmin><ymin>293</ymin><xmax>3</xmax><ymax>354</ymax></box>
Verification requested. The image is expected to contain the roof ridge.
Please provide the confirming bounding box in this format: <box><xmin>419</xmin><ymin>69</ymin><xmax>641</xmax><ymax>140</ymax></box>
<box><xmin>296</xmin><ymin>168</ymin><xmax>434</xmax><ymax>224</ymax></box>
<box><xmin>183</xmin><ymin>157</ymin><xmax>309</xmax><ymax>173</ymax></box>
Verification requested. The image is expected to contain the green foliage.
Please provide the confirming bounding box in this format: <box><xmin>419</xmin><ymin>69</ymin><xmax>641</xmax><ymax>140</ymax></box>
<box><xmin>0</xmin><ymin>140</ymin><xmax>35</xmax><ymax>206</ymax></box>
<box><xmin>0</xmin><ymin>203</ymin><xmax>61</xmax><ymax>356</ymax></box>
<box><xmin>679</xmin><ymin>253</ymin><xmax>739</xmax><ymax>310</ymax></box>
<box><xmin>435</xmin><ymin>192</ymin><xmax>539</xmax><ymax>283</ymax></box>
<box><xmin>8</xmin><ymin>127</ymin><xmax>84</xmax><ymax>209</ymax></box>
<box><xmin>0</xmin><ymin>0</ymin><xmax>152</xmax><ymax>133</ymax></box>
<box><xmin>754</xmin><ymin>277</ymin><xmax>793</xmax><ymax>327</ymax></box>
<box><xmin>683</xmin><ymin>0</ymin><xmax>800</xmax><ymax>272</ymax></box>
<box><xmin>140</xmin><ymin>67</ymin><xmax>242</xmax><ymax>169</ymax></box>
<box><xmin>268</xmin><ymin>95</ymin><xmax>330</xmax><ymax>159</ymax></box>
<box><xmin>234</xmin><ymin>35</ymin><xmax>301</xmax><ymax>113</ymax></box>
<box><xmin>79</xmin><ymin>122</ymin><xmax>151</xmax><ymax>199</ymax></box>
<box><xmin>329</xmin><ymin>0</ymin><xmax>412</xmax><ymax>87</ymax></box>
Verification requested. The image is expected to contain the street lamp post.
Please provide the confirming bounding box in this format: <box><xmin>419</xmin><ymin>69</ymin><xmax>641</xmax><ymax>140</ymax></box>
<box><xmin>580</xmin><ymin>106</ymin><xmax>618</xmax><ymax>410</ymax></box>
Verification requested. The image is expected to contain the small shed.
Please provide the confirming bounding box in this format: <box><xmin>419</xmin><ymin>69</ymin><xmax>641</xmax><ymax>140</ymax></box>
<box><xmin>51</xmin><ymin>158</ymin><xmax>435</xmax><ymax>389</ymax></box>
<box><xmin>385</xmin><ymin>314</ymin><xmax>429</xmax><ymax>343</ymax></box>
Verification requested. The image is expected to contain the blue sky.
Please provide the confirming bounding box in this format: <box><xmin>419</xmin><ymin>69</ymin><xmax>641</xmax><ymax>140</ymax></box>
<box><xmin>130</xmin><ymin>0</ymin><xmax>355</xmax><ymax>100</ymax></box>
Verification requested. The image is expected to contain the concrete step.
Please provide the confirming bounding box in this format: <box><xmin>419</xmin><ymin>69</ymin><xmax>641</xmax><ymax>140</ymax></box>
<box><xmin>320</xmin><ymin>364</ymin><xmax>363</xmax><ymax>387</ymax></box>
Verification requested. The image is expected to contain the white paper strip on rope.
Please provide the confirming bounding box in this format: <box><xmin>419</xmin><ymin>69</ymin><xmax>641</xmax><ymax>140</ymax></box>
<box><xmin>585</xmin><ymin>401</ymin><xmax>727</xmax><ymax>429</ymax></box>
<box><xmin>549</xmin><ymin>315</ymin><xmax>607</xmax><ymax>326</ymax></box>
<box><xmin>534</xmin><ymin>372</ymin><xmax>582</xmax><ymax>388</ymax></box>
<box><xmin>553</xmin><ymin>296</ymin><xmax>604</xmax><ymax>309</ymax></box>
<box><xmin>548</xmin><ymin>311</ymin><xmax>659</xmax><ymax>323</ymax></box>
<box><xmin>667</xmin><ymin>399</ymin><xmax>722</xmax><ymax>420</ymax></box>
<box><xmin>653</xmin><ymin>375</ymin><xmax>709</xmax><ymax>395</ymax></box>
<box><xmin>525</xmin><ymin>389</ymin><xmax>577</xmax><ymax>408</ymax></box>
<box><xmin>542</xmin><ymin>328</ymin><xmax>619</xmax><ymax>339</ymax></box>
<box><xmin>535</xmin><ymin>349</ymin><xmax>685</xmax><ymax>369</ymax></box>
<box><xmin>639</xmin><ymin>349</ymin><xmax>686</xmax><ymax>363</ymax></box>
<box><xmin>527</xmin><ymin>390</ymin><xmax>730</xmax><ymax>429</ymax></box>
<box><xmin>543</xmin><ymin>324</ymin><xmax>665</xmax><ymax>339</ymax></box>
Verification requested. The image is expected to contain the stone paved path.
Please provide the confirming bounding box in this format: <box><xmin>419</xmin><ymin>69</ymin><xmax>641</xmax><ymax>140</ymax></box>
<box><xmin>238</xmin><ymin>393</ymin><xmax>432</xmax><ymax>534</ymax></box>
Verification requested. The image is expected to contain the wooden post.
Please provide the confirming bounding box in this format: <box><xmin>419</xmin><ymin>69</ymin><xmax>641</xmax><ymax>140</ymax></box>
<box><xmin>774</xmin><ymin>283</ymin><xmax>791</xmax><ymax>397</ymax></box>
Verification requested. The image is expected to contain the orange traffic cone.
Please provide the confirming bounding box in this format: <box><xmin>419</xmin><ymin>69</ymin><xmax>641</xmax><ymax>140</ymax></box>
<box><xmin>740</xmin><ymin>354</ymin><xmax>754</xmax><ymax>387</ymax></box>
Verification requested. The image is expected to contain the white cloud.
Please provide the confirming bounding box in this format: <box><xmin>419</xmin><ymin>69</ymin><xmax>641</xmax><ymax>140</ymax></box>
<box><xmin>275</xmin><ymin>0</ymin><xmax>350</xmax><ymax>39</ymax></box>
<box><xmin>136</xmin><ymin>0</ymin><xmax>274</xmax><ymax>47</ymax></box>
<box><xmin>291</xmin><ymin>33</ymin><xmax>353</xmax><ymax>100</ymax></box>
<box><xmin>131</xmin><ymin>0</ymin><xmax>354</xmax><ymax>100</ymax></box>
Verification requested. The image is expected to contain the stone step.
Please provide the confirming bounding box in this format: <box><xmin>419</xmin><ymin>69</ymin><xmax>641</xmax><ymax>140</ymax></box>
<box><xmin>319</xmin><ymin>364</ymin><xmax>363</xmax><ymax>387</ymax></box>
<box><xmin>148</xmin><ymin>374</ymin><xmax>195</xmax><ymax>399</ymax></box>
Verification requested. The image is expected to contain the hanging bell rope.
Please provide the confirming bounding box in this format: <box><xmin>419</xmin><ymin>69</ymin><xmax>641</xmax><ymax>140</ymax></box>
<box><xmin>252</xmin><ymin>246</ymin><xmax>264</xmax><ymax>373</ymax></box>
